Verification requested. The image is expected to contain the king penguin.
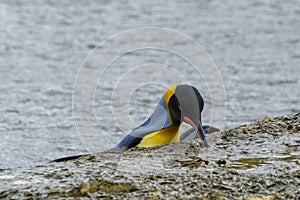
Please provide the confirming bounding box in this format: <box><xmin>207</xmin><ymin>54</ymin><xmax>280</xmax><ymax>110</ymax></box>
<box><xmin>112</xmin><ymin>84</ymin><xmax>213</xmax><ymax>150</ymax></box>
<box><xmin>51</xmin><ymin>85</ymin><xmax>219</xmax><ymax>162</ymax></box>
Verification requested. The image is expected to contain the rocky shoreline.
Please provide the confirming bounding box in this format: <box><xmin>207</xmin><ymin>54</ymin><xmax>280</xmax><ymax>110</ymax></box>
<box><xmin>1</xmin><ymin>113</ymin><xmax>299</xmax><ymax>199</ymax></box>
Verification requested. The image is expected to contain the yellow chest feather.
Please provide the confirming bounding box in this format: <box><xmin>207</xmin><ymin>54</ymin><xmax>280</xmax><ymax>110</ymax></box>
<box><xmin>137</xmin><ymin>125</ymin><xmax>180</xmax><ymax>148</ymax></box>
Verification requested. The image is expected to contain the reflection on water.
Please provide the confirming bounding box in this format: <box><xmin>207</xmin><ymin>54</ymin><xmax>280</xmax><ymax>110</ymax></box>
<box><xmin>229</xmin><ymin>155</ymin><xmax>300</xmax><ymax>170</ymax></box>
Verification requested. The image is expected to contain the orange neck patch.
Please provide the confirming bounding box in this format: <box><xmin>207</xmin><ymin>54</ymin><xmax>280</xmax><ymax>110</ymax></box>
<box><xmin>164</xmin><ymin>85</ymin><xmax>176</xmax><ymax>123</ymax></box>
<box><xmin>164</xmin><ymin>85</ymin><xmax>176</xmax><ymax>105</ymax></box>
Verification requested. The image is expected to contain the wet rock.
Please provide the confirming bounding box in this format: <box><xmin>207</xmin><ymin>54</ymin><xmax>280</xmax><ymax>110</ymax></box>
<box><xmin>216</xmin><ymin>159</ymin><xmax>226</xmax><ymax>166</ymax></box>
<box><xmin>0</xmin><ymin>112</ymin><xmax>299</xmax><ymax>199</ymax></box>
<box><xmin>247</xmin><ymin>194</ymin><xmax>275</xmax><ymax>200</ymax></box>
<box><xmin>69</xmin><ymin>180</ymin><xmax>138</xmax><ymax>197</ymax></box>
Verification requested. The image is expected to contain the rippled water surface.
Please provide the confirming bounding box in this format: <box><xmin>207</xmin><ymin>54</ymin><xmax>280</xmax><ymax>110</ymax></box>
<box><xmin>0</xmin><ymin>0</ymin><xmax>299</xmax><ymax>168</ymax></box>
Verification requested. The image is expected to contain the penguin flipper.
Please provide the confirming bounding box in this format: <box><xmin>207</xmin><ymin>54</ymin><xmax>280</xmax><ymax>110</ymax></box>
<box><xmin>204</xmin><ymin>125</ymin><xmax>220</xmax><ymax>134</ymax></box>
<box><xmin>180</xmin><ymin>128</ymin><xmax>196</xmax><ymax>141</ymax></box>
<box><xmin>180</xmin><ymin>125</ymin><xmax>220</xmax><ymax>141</ymax></box>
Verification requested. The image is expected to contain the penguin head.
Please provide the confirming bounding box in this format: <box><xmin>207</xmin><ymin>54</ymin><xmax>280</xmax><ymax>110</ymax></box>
<box><xmin>167</xmin><ymin>85</ymin><xmax>208</xmax><ymax>147</ymax></box>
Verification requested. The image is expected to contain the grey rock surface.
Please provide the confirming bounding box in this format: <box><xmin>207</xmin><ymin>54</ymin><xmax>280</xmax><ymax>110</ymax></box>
<box><xmin>0</xmin><ymin>113</ymin><xmax>299</xmax><ymax>199</ymax></box>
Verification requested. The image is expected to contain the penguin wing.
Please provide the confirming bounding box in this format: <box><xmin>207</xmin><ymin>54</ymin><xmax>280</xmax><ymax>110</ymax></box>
<box><xmin>116</xmin><ymin>97</ymin><xmax>172</xmax><ymax>149</ymax></box>
<box><xmin>180</xmin><ymin>126</ymin><xmax>220</xmax><ymax>141</ymax></box>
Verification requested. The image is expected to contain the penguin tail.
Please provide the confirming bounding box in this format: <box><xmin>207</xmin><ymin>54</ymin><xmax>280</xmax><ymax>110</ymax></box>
<box><xmin>50</xmin><ymin>154</ymin><xmax>90</xmax><ymax>163</ymax></box>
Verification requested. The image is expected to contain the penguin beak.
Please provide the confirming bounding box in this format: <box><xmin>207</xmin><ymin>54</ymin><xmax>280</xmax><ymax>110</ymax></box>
<box><xmin>183</xmin><ymin>116</ymin><xmax>209</xmax><ymax>147</ymax></box>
